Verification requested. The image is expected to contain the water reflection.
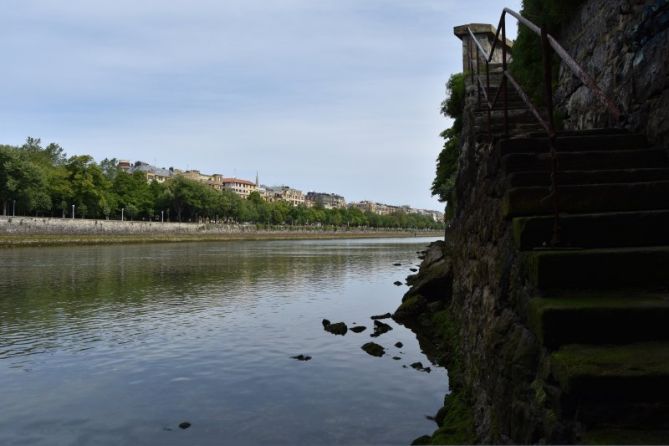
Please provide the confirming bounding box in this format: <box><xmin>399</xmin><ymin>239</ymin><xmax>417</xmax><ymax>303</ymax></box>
<box><xmin>0</xmin><ymin>238</ymin><xmax>446</xmax><ymax>445</ymax></box>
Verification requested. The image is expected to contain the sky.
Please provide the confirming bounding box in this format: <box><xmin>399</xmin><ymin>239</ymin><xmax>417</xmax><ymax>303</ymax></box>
<box><xmin>0</xmin><ymin>0</ymin><xmax>521</xmax><ymax>211</ymax></box>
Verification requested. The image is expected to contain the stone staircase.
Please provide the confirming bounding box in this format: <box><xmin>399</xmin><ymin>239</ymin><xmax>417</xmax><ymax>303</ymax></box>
<box><xmin>496</xmin><ymin>129</ymin><xmax>669</xmax><ymax>443</ymax></box>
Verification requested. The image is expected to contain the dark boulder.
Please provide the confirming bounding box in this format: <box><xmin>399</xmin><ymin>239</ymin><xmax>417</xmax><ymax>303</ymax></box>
<box><xmin>361</xmin><ymin>342</ymin><xmax>385</xmax><ymax>357</ymax></box>
<box><xmin>370</xmin><ymin>313</ymin><xmax>392</xmax><ymax>320</ymax></box>
<box><xmin>324</xmin><ymin>322</ymin><xmax>347</xmax><ymax>336</ymax></box>
<box><xmin>350</xmin><ymin>326</ymin><xmax>367</xmax><ymax>333</ymax></box>
<box><xmin>371</xmin><ymin>320</ymin><xmax>393</xmax><ymax>338</ymax></box>
<box><xmin>291</xmin><ymin>354</ymin><xmax>312</xmax><ymax>361</ymax></box>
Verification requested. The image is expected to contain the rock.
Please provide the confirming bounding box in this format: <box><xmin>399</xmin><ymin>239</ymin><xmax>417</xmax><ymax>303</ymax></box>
<box><xmin>411</xmin><ymin>435</ymin><xmax>432</xmax><ymax>445</ymax></box>
<box><xmin>393</xmin><ymin>281</ymin><xmax>403</xmax><ymax>286</ymax></box>
<box><xmin>393</xmin><ymin>294</ymin><xmax>428</xmax><ymax>323</ymax></box>
<box><xmin>392</xmin><ymin>356</ymin><xmax>401</xmax><ymax>360</ymax></box>
<box><xmin>410</xmin><ymin>268</ymin><xmax>418</xmax><ymax>272</ymax></box>
<box><xmin>409</xmin><ymin>362</ymin><xmax>432</xmax><ymax>373</ymax></box>
<box><xmin>361</xmin><ymin>342</ymin><xmax>385</xmax><ymax>357</ymax></box>
<box><xmin>395</xmin><ymin>342</ymin><xmax>404</xmax><ymax>348</ymax></box>
<box><xmin>371</xmin><ymin>312</ymin><xmax>392</xmax><ymax>320</ymax></box>
<box><xmin>322</xmin><ymin>319</ymin><xmax>331</xmax><ymax>328</ymax></box>
<box><xmin>291</xmin><ymin>354</ymin><xmax>312</xmax><ymax>361</ymax></box>
<box><xmin>371</xmin><ymin>320</ymin><xmax>393</xmax><ymax>338</ymax></box>
<box><xmin>350</xmin><ymin>326</ymin><xmax>366</xmax><ymax>333</ymax></box>
<box><xmin>393</xmin><ymin>263</ymin><xmax>402</xmax><ymax>266</ymax></box>
<box><xmin>179</xmin><ymin>422</ymin><xmax>191</xmax><ymax>430</ymax></box>
<box><xmin>324</xmin><ymin>322</ymin><xmax>347</xmax><ymax>336</ymax></box>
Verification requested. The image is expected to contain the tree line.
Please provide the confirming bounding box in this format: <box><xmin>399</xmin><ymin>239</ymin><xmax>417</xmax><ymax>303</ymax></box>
<box><xmin>0</xmin><ymin>138</ymin><xmax>443</xmax><ymax>230</ymax></box>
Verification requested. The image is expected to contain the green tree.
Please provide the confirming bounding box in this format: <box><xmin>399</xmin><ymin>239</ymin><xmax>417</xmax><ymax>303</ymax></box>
<box><xmin>432</xmin><ymin>72</ymin><xmax>465</xmax><ymax>217</ymax></box>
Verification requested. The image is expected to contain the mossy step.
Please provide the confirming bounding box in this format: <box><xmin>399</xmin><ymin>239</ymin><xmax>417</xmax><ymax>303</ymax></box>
<box><xmin>503</xmin><ymin>181</ymin><xmax>669</xmax><ymax>218</ymax></box>
<box><xmin>513</xmin><ymin>210</ymin><xmax>669</xmax><ymax>249</ymax></box>
<box><xmin>583</xmin><ymin>428</ymin><xmax>669</xmax><ymax>445</ymax></box>
<box><xmin>506</xmin><ymin>167</ymin><xmax>669</xmax><ymax>188</ymax></box>
<box><xmin>526</xmin><ymin>246</ymin><xmax>669</xmax><ymax>289</ymax></box>
<box><xmin>528</xmin><ymin>293</ymin><xmax>669</xmax><ymax>349</ymax></box>
<box><xmin>525</xmin><ymin>128</ymin><xmax>631</xmax><ymax>138</ymax></box>
<box><xmin>501</xmin><ymin>149</ymin><xmax>667</xmax><ymax>173</ymax></box>
<box><xmin>551</xmin><ymin>342</ymin><xmax>669</xmax><ymax>403</ymax></box>
<box><xmin>498</xmin><ymin>133</ymin><xmax>648</xmax><ymax>155</ymax></box>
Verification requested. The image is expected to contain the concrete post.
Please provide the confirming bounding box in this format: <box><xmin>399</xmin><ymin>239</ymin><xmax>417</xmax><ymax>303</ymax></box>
<box><xmin>453</xmin><ymin>23</ymin><xmax>513</xmax><ymax>74</ymax></box>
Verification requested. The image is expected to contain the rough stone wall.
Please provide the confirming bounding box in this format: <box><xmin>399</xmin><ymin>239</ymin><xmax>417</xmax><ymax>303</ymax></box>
<box><xmin>554</xmin><ymin>0</ymin><xmax>669</xmax><ymax>146</ymax></box>
<box><xmin>440</xmin><ymin>71</ymin><xmax>570</xmax><ymax>444</ymax></box>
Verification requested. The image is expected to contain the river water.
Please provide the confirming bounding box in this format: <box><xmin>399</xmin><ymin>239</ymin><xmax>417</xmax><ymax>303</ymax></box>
<box><xmin>0</xmin><ymin>237</ymin><xmax>447</xmax><ymax>445</ymax></box>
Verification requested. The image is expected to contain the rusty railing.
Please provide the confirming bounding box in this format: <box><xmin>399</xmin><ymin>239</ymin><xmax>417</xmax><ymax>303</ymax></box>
<box><xmin>466</xmin><ymin>8</ymin><xmax>623</xmax><ymax>245</ymax></box>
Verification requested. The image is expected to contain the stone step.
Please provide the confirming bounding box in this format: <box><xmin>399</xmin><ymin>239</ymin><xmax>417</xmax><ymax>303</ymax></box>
<box><xmin>502</xmin><ymin>181</ymin><xmax>669</xmax><ymax>218</ymax></box>
<box><xmin>525</xmin><ymin>128</ymin><xmax>632</xmax><ymax>138</ymax></box>
<box><xmin>582</xmin><ymin>428</ymin><xmax>669</xmax><ymax>445</ymax></box>
<box><xmin>501</xmin><ymin>149</ymin><xmax>668</xmax><ymax>173</ymax></box>
<box><xmin>498</xmin><ymin>133</ymin><xmax>648</xmax><ymax>155</ymax></box>
<box><xmin>551</xmin><ymin>342</ymin><xmax>669</xmax><ymax>413</ymax></box>
<box><xmin>512</xmin><ymin>210</ymin><xmax>669</xmax><ymax>249</ymax></box>
<box><xmin>528</xmin><ymin>293</ymin><xmax>669</xmax><ymax>349</ymax></box>
<box><xmin>475</xmin><ymin>101</ymin><xmax>528</xmax><ymax>112</ymax></box>
<box><xmin>525</xmin><ymin>246</ymin><xmax>669</xmax><ymax>290</ymax></box>
<box><xmin>506</xmin><ymin>168</ymin><xmax>669</xmax><ymax>188</ymax></box>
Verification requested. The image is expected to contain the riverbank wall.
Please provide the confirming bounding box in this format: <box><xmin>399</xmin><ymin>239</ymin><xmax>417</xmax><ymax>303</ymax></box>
<box><xmin>0</xmin><ymin>216</ymin><xmax>440</xmax><ymax>247</ymax></box>
<box><xmin>396</xmin><ymin>3</ymin><xmax>669</xmax><ymax>444</ymax></box>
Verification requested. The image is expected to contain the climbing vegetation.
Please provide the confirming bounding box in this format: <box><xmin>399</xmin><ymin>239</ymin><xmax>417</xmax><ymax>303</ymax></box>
<box><xmin>510</xmin><ymin>0</ymin><xmax>587</xmax><ymax>103</ymax></box>
<box><xmin>432</xmin><ymin>72</ymin><xmax>465</xmax><ymax>218</ymax></box>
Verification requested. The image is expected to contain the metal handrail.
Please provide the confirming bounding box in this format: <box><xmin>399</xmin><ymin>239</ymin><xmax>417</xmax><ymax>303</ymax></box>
<box><xmin>465</xmin><ymin>8</ymin><xmax>624</xmax><ymax>245</ymax></box>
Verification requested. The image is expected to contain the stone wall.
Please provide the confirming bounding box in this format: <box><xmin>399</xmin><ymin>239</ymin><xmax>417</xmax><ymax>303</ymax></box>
<box><xmin>0</xmin><ymin>216</ymin><xmax>255</xmax><ymax>235</ymax></box>
<box><xmin>0</xmin><ymin>216</ymin><xmax>416</xmax><ymax>236</ymax></box>
<box><xmin>554</xmin><ymin>0</ymin><xmax>669</xmax><ymax>146</ymax></box>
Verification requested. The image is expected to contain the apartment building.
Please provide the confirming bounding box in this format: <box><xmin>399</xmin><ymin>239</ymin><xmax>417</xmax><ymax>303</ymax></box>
<box><xmin>266</xmin><ymin>186</ymin><xmax>305</xmax><ymax>206</ymax></box>
<box><xmin>221</xmin><ymin>177</ymin><xmax>258</xmax><ymax>198</ymax></box>
<box><xmin>305</xmin><ymin>192</ymin><xmax>346</xmax><ymax>209</ymax></box>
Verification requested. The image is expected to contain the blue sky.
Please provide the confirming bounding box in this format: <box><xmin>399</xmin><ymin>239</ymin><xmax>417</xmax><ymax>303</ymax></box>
<box><xmin>0</xmin><ymin>0</ymin><xmax>521</xmax><ymax>210</ymax></box>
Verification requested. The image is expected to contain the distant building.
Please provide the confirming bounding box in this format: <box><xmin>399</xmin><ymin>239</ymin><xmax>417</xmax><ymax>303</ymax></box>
<box><xmin>117</xmin><ymin>160</ymin><xmax>132</xmax><ymax>171</ymax></box>
<box><xmin>305</xmin><ymin>192</ymin><xmax>346</xmax><ymax>209</ymax></box>
<box><xmin>221</xmin><ymin>177</ymin><xmax>258</xmax><ymax>198</ymax></box>
<box><xmin>266</xmin><ymin>186</ymin><xmax>305</xmax><ymax>206</ymax></box>
<box><xmin>181</xmin><ymin>169</ymin><xmax>211</xmax><ymax>183</ymax></box>
<box><xmin>128</xmin><ymin>161</ymin><xmax>172</xmax><ymax>183</ymax></box>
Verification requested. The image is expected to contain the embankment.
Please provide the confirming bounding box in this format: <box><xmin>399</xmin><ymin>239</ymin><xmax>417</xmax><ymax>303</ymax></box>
<box><xmin>0</xmin><ymin>216</ymin><xmax>440</xmax><ymax>248</ymax></box>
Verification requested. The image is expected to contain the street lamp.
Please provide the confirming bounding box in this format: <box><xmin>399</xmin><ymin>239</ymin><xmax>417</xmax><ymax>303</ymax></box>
<box><xmin>121</xmin><ymin>208</ymin><xmax>124</xmax><ymax>221</ymax></box>
<box><xmin>72</xmin><ymin>204</ymin><xmax>75</xmax><ymax>219</ymax></box>
<box><xmin>12</xmin><ymin>200</ymin><xmax>15</xmax><ymax>217</ymax></box>
<box><xmin>161</xmin><ymin>210</ymin><xmax>164</xmax><ymax>223</ymax></box>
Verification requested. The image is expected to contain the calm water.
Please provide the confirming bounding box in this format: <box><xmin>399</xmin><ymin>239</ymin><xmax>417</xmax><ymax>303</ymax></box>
<box><xmin>0</xmin><ymin>237</ymin><xmax>447</xmax><ymax>445</ymax></box>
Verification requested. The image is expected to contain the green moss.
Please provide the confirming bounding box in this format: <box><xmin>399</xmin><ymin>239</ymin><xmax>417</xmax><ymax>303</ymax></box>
<box><xmin>429</xmin><ymin>393</ymin><xmax>476</xmax><ymax>445</ymax></box>
<box><xmin>551</xmin><ymin>342</ymin><xmax>669</xmax><ymax>390</ymax></box>
<box><xmin>583</xmin><ymin>428</ymin><xmax>669</xmax><ymax>445</ymax></box>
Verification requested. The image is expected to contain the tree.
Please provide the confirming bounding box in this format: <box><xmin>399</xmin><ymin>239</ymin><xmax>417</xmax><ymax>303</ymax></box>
<box><xmin>65</xmin><ymin>155</ymin><xmax>112</xmax><ymax>219</ymax></box>
<box><xmin>432</xmin><ymin>72</ymin><xmax>465</xmax><ymax>217</ymax></box>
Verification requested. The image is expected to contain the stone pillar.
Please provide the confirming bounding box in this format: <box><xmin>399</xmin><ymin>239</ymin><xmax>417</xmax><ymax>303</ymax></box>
<box><xmin>453</xmin><ymin>23</ymin><xmax>513</xmax><ymax>75</ymax></box>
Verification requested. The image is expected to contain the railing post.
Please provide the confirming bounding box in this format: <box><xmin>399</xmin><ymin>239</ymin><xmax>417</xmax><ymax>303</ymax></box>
<box><xmin>476</xmin><ymin>46</ymin><xmax>481</xmax><ymax>109</ymax></box>
<box><xmin>502</xmin><ymin>15</ymin><xmax>509</xmax><ymax>138</ymax></box>
<box><xmin>468</xmin><ymin>39</ymin><xmax>474</xmax><ymax>83</ymax></box>
<box><xmin>542</xmin><ymin>24</ymin><xmax>560</xmax><ymax>246</ymax></box>
<box><xmin>541</xmin><ymin>26</ymin><xmax>556</xmax><ymax>134</ymax></box>
<box><xmin>486</xmin><ymin>59</ymin><xmax>492</xmax><ymax>141</ymax></box>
